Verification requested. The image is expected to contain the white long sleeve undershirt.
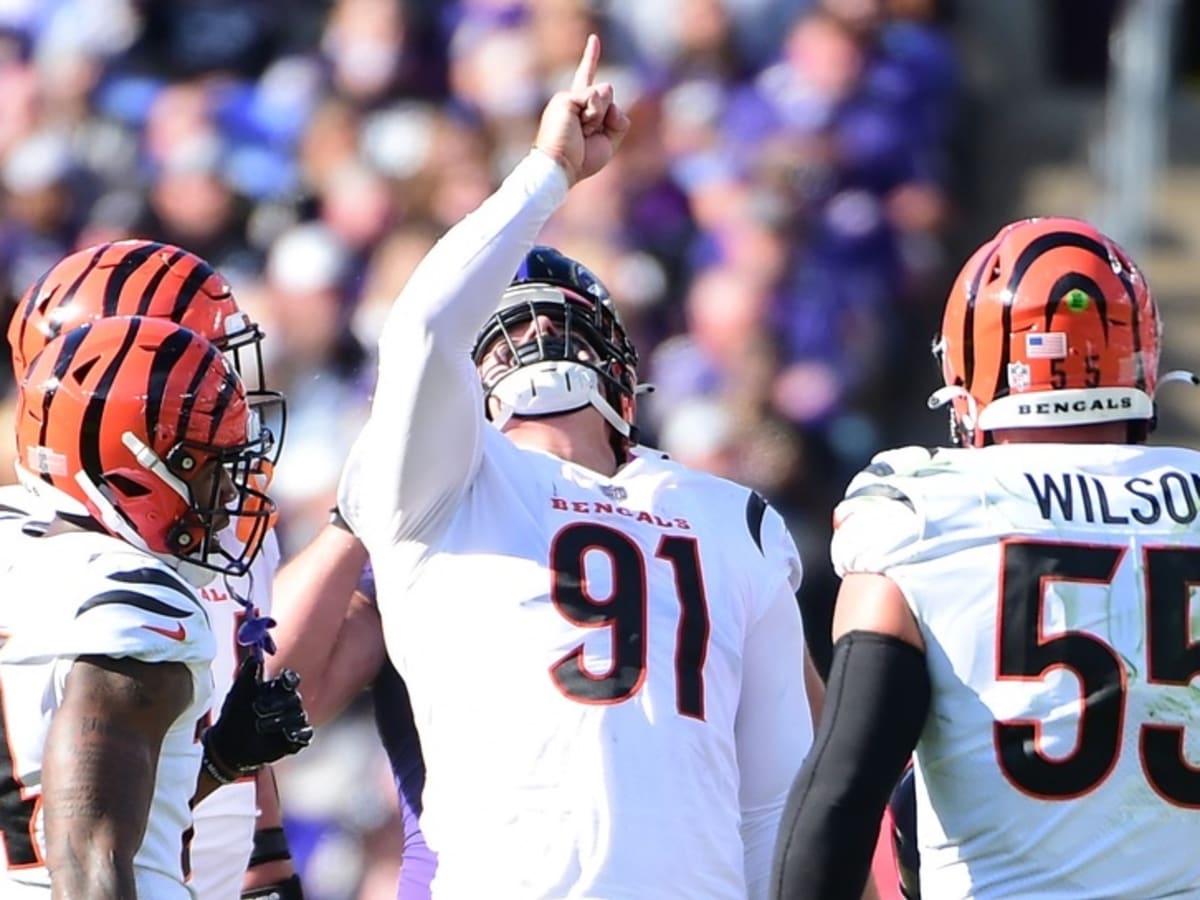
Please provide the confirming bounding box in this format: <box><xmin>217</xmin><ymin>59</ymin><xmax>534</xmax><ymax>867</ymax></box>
<box><xmin>337</xmin><ymin>150</ymin><xmax>569</xmax><ymax>551</ymax></box>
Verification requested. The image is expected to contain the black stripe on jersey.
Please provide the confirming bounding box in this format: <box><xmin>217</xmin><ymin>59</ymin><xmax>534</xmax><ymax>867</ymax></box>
<box><xmin>175</xmin><ymin>342</ymin><xmax>218</xmax><ymax>440</ymax></box>
<box><xmin>1045</xmin><ymin>273</ymin><xmax>1108</xmax><ymax>340</ymax></box>
<box><xmin>107</xmin><ymin>566</ymin><xmax>196</xmax><ymax>602</ymax></box>
<box><xmin>145</xmin><ymin>327</ymin><xmax>194</xmax><ymax>441</ymax></box>
<box><xmin>745</xmin><ymin>490</ymin><xmax>768</xmax><ymax>555</ymax></box>
<box><xmin>79</xmin><ymin>317</ymin><xmax>143</xmax><ymax>480</ymax></box>
<box><xmin>36</xmin><ymin>323</ymin><xmax>93</xmax><ymax>483</ymax></box>
<box><xmin>102</xmin><ymin>241</ymin><xmax>161</xmax><ymax>316</ymax></box>
<box><xmin>844</xmin><ymin>483</ymin><xmax>916</xmax><ymax>513</ymax></box>
<box><xmin>169</xmin><ymin>258</ymin><xmax>216</xmax><ymax>322</ymax></box>
<box><xmin>992</xmin><ymin>230</ymin><xmax>1112</xmax><ymax>400</ymax></box>
<box><xmin>76</xmin><ymin>590</ymin><xmax>193</xmax><ymax>619</ymax></box>
<box><xmin>137</xmin><ymin>245</ymin><xmax>183</xmax><ymax>314</ymax></box>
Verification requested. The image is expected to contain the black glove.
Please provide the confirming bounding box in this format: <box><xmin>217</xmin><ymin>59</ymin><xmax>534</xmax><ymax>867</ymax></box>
<box><xmin>202</xmin><ymin>657</ymin><xmax>313</xmax><ymax>784</ymax></box>
<box><xmin>242</xmin><ymin>874</ymin><xmax>304</xmax><ymax>900</ymax></box>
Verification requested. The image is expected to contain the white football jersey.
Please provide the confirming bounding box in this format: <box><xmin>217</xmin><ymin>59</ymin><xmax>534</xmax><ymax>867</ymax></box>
<box><xmin>371</xmin><ymin>431</ymin><xmax>808</xmax><ymax>899</ymax></box>
<box><xmin>0</xmin><ymin>487</ymin><xmax>215</xmax><ymax>899</ymax></box>
<box><xmin>833</xmin><ymin>443</ymin><xmax>1200</xmax><ymax>900</ymax></box>
<box><xmin>338</xmin><ymin>150</ymin><xmax>813</xmax><ymax>899</ymax></box>
<box><xmin>188</xmin><ymin>530</ymin><xmax>280</xmax><ymax>900</ymax></box>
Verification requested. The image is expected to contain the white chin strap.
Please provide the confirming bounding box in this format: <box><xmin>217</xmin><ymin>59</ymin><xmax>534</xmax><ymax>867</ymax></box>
<box><xmin>489</xmin><ymin>360</ymin><xmax>631</xmax><ymax>437</ymax></box>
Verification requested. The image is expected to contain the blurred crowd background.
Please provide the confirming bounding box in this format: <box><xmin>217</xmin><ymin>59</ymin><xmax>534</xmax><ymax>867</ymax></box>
<box><xmin>1</xmin><ymin>0</ymin><xmax>1199</xmax><ymax>897</ymax></box>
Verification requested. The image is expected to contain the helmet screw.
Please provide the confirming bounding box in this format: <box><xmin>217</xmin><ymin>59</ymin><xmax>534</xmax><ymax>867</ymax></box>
<box><xmin>177</xmin><ymin>533</ymin><xmax>192</xmax><ymax>547</ymax></box>
<box><xmin>180</xmin><ymin>456</ymin><xmax>195</xmax><ymax>470</ymax></box>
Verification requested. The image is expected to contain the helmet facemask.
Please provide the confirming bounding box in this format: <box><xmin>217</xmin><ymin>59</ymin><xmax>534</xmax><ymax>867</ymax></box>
<box><xmin>166</xmin><ymin>391</ymin><xmax>281</xmax><ymax>576</ymax></box>
<box><xmin>15</xmin><ymin>316</ymin><xmax>282</xmax><ymax>584</ymax></box>
<box><xmin>95</xmin><ymin>389</ymin><xmax>281</xmax><ymax>580</ymax></box>
<box><xmin>215</xmin><ymin>310</ymin><xmax>273</xmax><ymax>397</ymax></box>
<box><xmin>473</xmin><ymin>284</ymin><xmax>640</xmax><ymax>444</ymax></box>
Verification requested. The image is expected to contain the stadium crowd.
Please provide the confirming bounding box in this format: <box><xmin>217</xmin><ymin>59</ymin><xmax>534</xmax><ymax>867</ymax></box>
<box><xmin>0</xmin><ymin>1</ymin><xmax>961</xmax><ymax>897</ymax></box>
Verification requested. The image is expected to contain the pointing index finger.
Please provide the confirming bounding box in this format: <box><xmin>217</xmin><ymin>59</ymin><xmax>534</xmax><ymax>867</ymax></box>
<box><xmin>572</xmin><ymin>34</ymin><xmax>600</xmax><ymax>91</ymax></box>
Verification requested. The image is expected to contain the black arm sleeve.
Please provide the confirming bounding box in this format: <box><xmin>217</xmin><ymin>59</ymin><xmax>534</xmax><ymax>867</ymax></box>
<box><xmin>770</xmin><ymin>630</ymin><xmax>931</xmax><ymax>900</ymax></box>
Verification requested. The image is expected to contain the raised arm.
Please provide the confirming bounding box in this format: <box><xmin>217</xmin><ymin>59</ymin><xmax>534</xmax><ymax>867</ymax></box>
<box><xmin>337</xmin><ymin>34</ymin><xmax>629</xmax><ymax>549</ymax></box>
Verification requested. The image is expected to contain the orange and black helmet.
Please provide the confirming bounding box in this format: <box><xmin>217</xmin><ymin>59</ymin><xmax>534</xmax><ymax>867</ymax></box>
<box><xmin>9</xmin><ymin>239</ymin><xmax>270</xmax><ymax>393</ymax></box>
<box><xmin>931</xmin><ymin>216</ymin><xmax>1166</xmax><ymax>446</ymax></box>
<box><xmin>15</xmin><ymin>316</ymin><xmax>278</xmax><ymax>576</ymax></box>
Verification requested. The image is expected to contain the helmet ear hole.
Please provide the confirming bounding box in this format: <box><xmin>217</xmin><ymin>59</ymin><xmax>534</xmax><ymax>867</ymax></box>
<box><xmin>105</xmin><ymin>473</ymin><xmax>151</xmax><ymax>497</ymax></box>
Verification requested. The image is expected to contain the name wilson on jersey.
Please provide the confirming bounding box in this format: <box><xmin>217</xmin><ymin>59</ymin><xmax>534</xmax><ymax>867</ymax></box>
<box><xmin>1025</xmin><ymin>470</ymin><xmax>1200</xmax><ymax>526</ymax></box>
<box><xmin>550</xmin><ymin>497</ymin><xmax>692</xmax><ymax>530</ymax></box>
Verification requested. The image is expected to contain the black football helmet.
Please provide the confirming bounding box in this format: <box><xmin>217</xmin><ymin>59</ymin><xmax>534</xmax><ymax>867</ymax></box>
<box><xmin>472</xmin><ymin>246</ymin><xmax>643</xmax><ymax>447</ymax></box>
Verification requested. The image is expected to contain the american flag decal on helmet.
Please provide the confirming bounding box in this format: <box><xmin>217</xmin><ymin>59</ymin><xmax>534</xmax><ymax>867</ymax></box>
<box><xmin>1026</xmin><ymin>332</ymin><xmax>1067</xmax><ymax>359</ymax></box>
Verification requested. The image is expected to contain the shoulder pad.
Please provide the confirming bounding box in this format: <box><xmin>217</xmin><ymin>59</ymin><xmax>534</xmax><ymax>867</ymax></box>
<box><xmin>52</xmin><ymin>542</ymin><xmax>214</xmax><ymax>665</ymax></box>
<box><xmin>855</xmin><ymin>446</ymin><xmax>944</xmax><ymax>481</ymax></box>
<box><xmin>831</xmin><ymin>447</ymin><xmax>943</xmax><ymax>576</ymax></box>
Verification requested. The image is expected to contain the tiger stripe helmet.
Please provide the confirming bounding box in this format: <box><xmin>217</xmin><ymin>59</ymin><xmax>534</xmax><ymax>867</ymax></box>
<box><xmin>15</xmin><ymin>316</ymin><xmax>278</xmax><ymax>577</ymax></box>
<box><xmin>931</xmin><ymin>216</ymin><xmax>1164</xmax><ymax>446</ymax></box>
<box><xmin>8</xmin><ymin>239</ymin><xmax>269</xmax><ymax>393</ymax></box>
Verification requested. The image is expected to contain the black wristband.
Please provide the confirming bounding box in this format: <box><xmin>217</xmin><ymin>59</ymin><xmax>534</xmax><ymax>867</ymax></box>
<box><xmin>248</xmin><ymin>826</ymin><xmax>292</xmax><ymax>869</ymax></box>
<box><xmin>200</xmin><ymin>734</ymin><xmax>254</xmax><ymax>787</ymax></box>
<box><xmin>242</xmin><ymin>873</ymin><xmax>304</xmax><ymax>900</ymax></box>
<box><xmin>328</xmin><ymin>506</ymin><xmax>353</xmax><ymax>533</ymax></box>
<box><xmin>200</xmin><ymin>735</ymin><xmax>239</xmax><ymax>786</ymax></box>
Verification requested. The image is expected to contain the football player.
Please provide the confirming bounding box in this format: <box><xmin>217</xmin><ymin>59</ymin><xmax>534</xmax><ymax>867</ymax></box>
<box><xmin>771</xmin><ymin>216</ymin><xmax>1200</xmax><ymax>899</ymax></box>
<box><xmin>7</xmin><ymin>240</ymin><xmax>303</xmax><ymax>900</ymax></box>
<box><xmin>0</xmin><ymin>316</ymin><xmax>311</xmax><ymax>898</ymax></box>
<box><xmin>335</xmin><ymin>35</ymin><xmax>820</xmax><ymax>898</ymax></box>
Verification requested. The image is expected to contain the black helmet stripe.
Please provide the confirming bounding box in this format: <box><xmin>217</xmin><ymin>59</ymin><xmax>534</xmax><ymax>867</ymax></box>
<box><xmin>34</xmin><ymin>321</ymin><xmax>93</xmax><ymax>482</ymax></box>
<box><xmin>176</xmin><ymin>342</ymin><xmax>219</xmax><ymax>440</ymax></box>
<box><xmin>986</xmin><ymin>230</ymin><xmax>1113</xmax><ymax>401</ymax></box>
<box><xmin>1045</xmin><ymin>273</ymin><xmax>1108</xmax><ymax>339</ymax></box>
<box><xmin>138</xmin><ymin>246</ymin><xmax>187</xmax><ymax>314</ymax></box>
<box><xmin>102</xmin><ymin>241</ymin><xmax>163</xmax><ymax>317</ymax></box>
<box><xmin>56</xmin><ymin>242</ymin><xmax>112</xmax><ymax>309</ymax></box>
<box><xmin>146</xmin><ymin>326</ymin><xmax>196</xmax><ymax>443</ymax></box>
<box><xmin>960</xmin><ymin>244</ymin><xmax>996</xmax><ymax>392</ymax></box>
<box><xmin>206</xmin><ymin>366</ymin><xmax>237</xmax><ymax>443</ymax></box>
<box><xmin>169</xmin><ymin>256</ymin><xmax>217</xmax><ymax>323</ymax></box>
<box><xmin>34</xmin><ymin>242</ymin><xmax>111</xmax><ymax>345</ymax></box>
<box><xmin>79</xmin><ymin>317</ymin><xmax>143</xmax><ymax>481</ymax></box>
<box><xmin>1115</xmin><ymin>268</ymin><xmax>1145</xmax><ymax>389</ymax></box>
<box><xmin>15</xmin><ymin>270</ymin><xmax>55</xmax><ymax>364</ymax></box>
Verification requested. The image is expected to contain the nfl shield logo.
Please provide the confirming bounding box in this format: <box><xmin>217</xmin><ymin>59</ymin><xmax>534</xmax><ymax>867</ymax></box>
<box><xmin>1007</xmin><ymin>361</ymin><xmax>1031</xmax><ymax>392</ymax></box>
<box><xmin>601</xmin><ymin>484</ymin><xmax>627</xmax><ymax>501</ymax></box>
